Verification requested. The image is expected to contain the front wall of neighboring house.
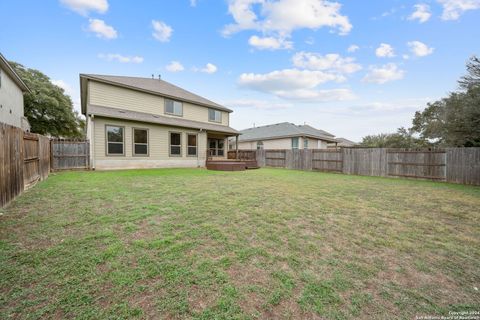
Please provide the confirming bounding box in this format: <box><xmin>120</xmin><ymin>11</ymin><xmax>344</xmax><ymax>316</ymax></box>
<box><xmin>91</xmin><ymin>116</ymin><xmax>208</xmax><ymax>170</ymax></box>
<box><xmin>238</xmin><ymin>137</ymin><xmax>329</xmax><ymax>150</ymax></box>
<box><xmin>0</xmin><ymin>67</ymin><xmax>24</xmax><ymax>128</ymax></box>
<box><xmin>88</xmin><ymin>81</ymin><xmax>229</xmax><ymax>126</ymax></box>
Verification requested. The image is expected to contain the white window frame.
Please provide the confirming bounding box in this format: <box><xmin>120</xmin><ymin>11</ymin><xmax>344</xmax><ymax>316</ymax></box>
<box><xmin>208</xmin><ymin>109</ymin><xmax>222</xmax><ymax>123</ymax></box>
<box><xmin>105</xmin><ymin>125</ymin><xmax>125</xmax><ymax>156</ymax></box>
<box><xmin>132</xmin><ymin>128</ymin><xmax>149</xmax><ymax>157</ymax></box>
<box><xmin>187</xmin><ymin>133</ymin><xmax>198</xmax><ymax>157</ymax></box>
<box><xmin>169</xmin><ymin>131</ymin><xmax>182</xmax><ymax>157</ymax></box>
<box><xmin>291</xmin><ymin>137</ymin><xmax>299</xmax><ymax>150</ymax></box>
<box><xmin>165</xmin><ymin>99</ymin><xmax>183</xmax><ymax>117</ymax></box>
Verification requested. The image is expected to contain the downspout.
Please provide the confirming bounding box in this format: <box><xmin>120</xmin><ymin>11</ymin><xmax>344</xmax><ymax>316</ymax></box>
<box><xmin>88</xmin><ymin>114</ymin><xmax>95</xmax><ymax>170</ymax></box>
<box><xmin>198</xmin><ymin>128</ymin><xmax>203</xmax><ymax>168</ymax></box>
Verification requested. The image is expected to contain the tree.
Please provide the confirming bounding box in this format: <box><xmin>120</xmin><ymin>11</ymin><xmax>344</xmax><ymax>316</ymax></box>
<box><xmin>411</xmin><ymin>80</ymin><xmax>480</xmax><ymax>147</ymax></box>
<box><xmin>9</xmin><ymin>61</ymin><xmax>85</xmax><ymax>138</ymax></box>
<box><xmin>360</xmin><ymin>127</ymin><xmax>428</xmax><ymax>148</ymax></box>
<box><xmin>459</xmin><ymin>55</ymin><xmax>480</xmax><ymax>90</ymax></box>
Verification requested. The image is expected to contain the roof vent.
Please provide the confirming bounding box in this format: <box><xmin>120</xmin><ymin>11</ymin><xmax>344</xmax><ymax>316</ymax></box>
<box><xmin>158</xmin><ymin>74</ymin><xmax>161</xmax><ymax>80</ymax></box>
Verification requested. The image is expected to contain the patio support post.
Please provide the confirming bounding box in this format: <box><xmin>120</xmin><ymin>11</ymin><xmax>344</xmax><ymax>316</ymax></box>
<box><xmin>235</xmin><ymin>135</ymin><xmax>239</xmax><ymax>159</ymax></box>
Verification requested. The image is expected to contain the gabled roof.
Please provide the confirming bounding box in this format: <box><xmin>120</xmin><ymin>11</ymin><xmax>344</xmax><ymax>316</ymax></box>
<box><xmin>88</xmin><ymin>105</ymin><xmax>239</xmax><ymax>135</ymax></box>
<box><xmin>80</xmin><ymin>74</ymin><xmax>232</xmax><ymax>114</ymax></box>
<box><xmin>334</xmin><ymin>137</ymin><xmax>357</xmax><ymax>146</ymax></box>
<box><xmin>238</xmin><ymin>122</ymin><xmax>336</xmax><ymax>142</ymax></box>
<box><xmin>0</xmin><ymin>53</ymin><xmax>30</xmax><ymax>93</ymax></box>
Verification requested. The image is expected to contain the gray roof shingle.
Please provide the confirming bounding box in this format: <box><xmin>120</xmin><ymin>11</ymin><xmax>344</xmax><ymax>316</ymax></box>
<box><xmin>80</xmin><ymin>74</ymin><xmax>232</xmax><ymax>113</ymax></box>
<box><xmin>238</xmin><ymin>122</ymin><xmax>336</xmax><ymax>142</ymax></box>
<box><xmin>88</xmin><ymin>105</ymin><xmax>239</xmax><ymax>135</ymax></box>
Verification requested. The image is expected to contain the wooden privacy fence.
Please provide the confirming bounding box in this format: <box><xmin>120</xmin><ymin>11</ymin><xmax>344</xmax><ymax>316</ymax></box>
<box><xmin>227</xmin><ymin>150</ymin><xmax>256</xmax><ymax>161</ymax></box>
<box><xmin>1</xmin><ymin>122</ymin><xmax>91</xmax><ymax>207</ymax></box>
<box><xmin>1</xmin><ymin>123</ymin><xmax>50</xmax><ymax>208</ymax></box>
<box><xmin>51</xmin><ymin>139</ymin><xmax>89</xmax><ymax>170</ymax></box>
<box><xmin>250</xmin><ymin>147</ymin><xmax>480</xmax><ymax>186</ymax></box>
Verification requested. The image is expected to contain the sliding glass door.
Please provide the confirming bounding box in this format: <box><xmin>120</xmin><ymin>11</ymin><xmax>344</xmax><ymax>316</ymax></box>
<box><xmin>208</xmin><ymin>138</ymin><xmax>225</xmax><ymax>157</ymax></box>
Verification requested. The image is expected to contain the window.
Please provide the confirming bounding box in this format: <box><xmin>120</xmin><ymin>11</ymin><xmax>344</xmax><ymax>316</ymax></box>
<box><xmin>208</xmin><ymin>138</ymin><xmax>224</xmax><ymax>156</ymax></box>
<box><xmin>165</xmin><ymin>99</ymin><xmax>183</xmax><ymax>116</ymax></box>
<box><xmin>106</xmin><ymin>125</ymin><xmax>124</xmax><ymax>155</ymax></box>
<box><xmin>187</xmin><ymin>134</ymin><xmax>197</xmax><ymax>156</ymax></box>
<box><xmin>303</xmin><ymin>138</ymin><xmax>308</xmax><ymax>149</ymax></box>
<box><xmin>291</xmin><ymin>137</ymin><xmax>299</xmax><ymax>149</ymax></box>
<box><xmin>208</xmin><ymin>109</ymin><xmax>222</xmax><ymax>122</ymax></box>
<box><xmin>133</xmin><ymin>128</ymin><xmax>148</xmax><ymax>156</ymax></box>
<box><xmin>257</xmin><ymin>141</ymin><xmax>264</xmax><ymax>150</ymax></box>
<box><xmin>170</xmin><ymin>132</ymin><xmax>182</xmax><ymax>156</ymax></box>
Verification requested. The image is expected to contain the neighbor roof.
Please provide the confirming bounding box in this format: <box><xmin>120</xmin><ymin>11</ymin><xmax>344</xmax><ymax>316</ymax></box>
<box><xmin>0</xmin><ymin>53</ymin><xmax>30</xmax><ymax>93</ymax></box>
<box><xmin>80</xmin><ymin>74</ymin><xmax>232</xmax><ymax>114</ymax></box>
<box><xmin>88</xmin><ymin>105</ymin><xmax>239</xmax><ymax>135</ymax></box>
<box><xmin>334</xmin><ymin>137</ymin><xmax>357</xmax><ymax>146</ymax></box>
<box><xmin>238</xmin><ymin>122</ymin><xmax>336</xmax><ymax>142</ymax></box>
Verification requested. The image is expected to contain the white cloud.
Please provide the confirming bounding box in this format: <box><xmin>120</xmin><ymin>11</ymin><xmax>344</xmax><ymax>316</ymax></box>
<box><xmin>438</xmin><ymin>0</ymin><xmax>480</xmax><ymax>20</ymax></box>
<box><xmin>87</xmin><ymin>19</ymin><xmax>117</xmax><ymax>39</ymax></box>
<box><xmin>60</xmin><ymin>0</ymin><xmax>108</xmax><ymax>15</ymax></box>
<box><xmin>239</xmin><ymin>69</ymin><xmax>342</xmax><ymax>91</ymax></box>
<box><xmin>152</xmin><ymin>20</ymin><xmax>173</xmax><ymax>42</ymax></box>
<box><xmin>194</xmin><ymin>63</ymin><xmax>218</xmax><ymax>74</ymax></box>
<box><xmin>292</xmin><ymin>52</ymin><xmax>362</xmax><ymax>74</ymax></box>
<box><xmin>238</xmin><ymin>68</ymin><xmax>354</xmax><ymax>101</ymax></box>
<box><xmin>375</xmin><ymin>43</ymin><xmax>395</xmax><ymax>58</ymax></box>
<box><xmin>165</xmin><ymin>61</ymin><xmax>184</xmax><ymax>72</ymax></box>
<box><xmin>52</xmin><ymin>80</ymin><xmax>74</xmax><ymax>96</ymax></box>
<box><xmin>305</xmin><ymin>37</ymin><xmax>315</xmax><ymax>45</ymax></box>
<box><xmin>274</xmin><ymin>88</ymin><xmax>355</xmax><ymax>101</ymax></box>
<box><xmin>223</xmin><ymin>0</ymin><xmax>352</xmax><ymax>47</ymax></box>
<box><xmin>407</xmin><ymin>41</ymin><xmax>434</xmax><ymax>57</ymax></box>
<box><xmin>362</xmin><ymin>63</ymin><xmax>405</xmax><ymax>84</ymax></box>
<box><xmin>190</xmin><ymin>0</ymin><xmax>197</xmax><ymax>6</ymax></box>
<box><xmin>227</xmin><ymin>99</ymin><xmax>292</xmax><ymax>109</ymax></box>
<box><xmin>347</xmin><ymin>44</ymin><xmax>359</xmax><ymax>53</ymax></box>
<box><xmin>408</xmin><ymin>4</ymin><xmax>432</xmax><ymax>23</ymax></box>
<box><xmin>98</xmin><ymin>53</ymin><xmax>144</xmax><ymax>63</ymax></box>
<box><xmin>248</xmin><ymin>35</ymin><xmax>293</xmax><ymax>50</ymax></box>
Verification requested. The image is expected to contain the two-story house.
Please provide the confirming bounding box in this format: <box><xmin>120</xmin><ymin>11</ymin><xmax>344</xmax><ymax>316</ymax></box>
<box><xmin>80</xmin><ymin>74</ymin><xmax>239</xmax><ymax>170</ymax></box>
<box><xmin>0</xmin><ymin>52</ymin><xmax>30</xmax><ymax>130</ymax></box>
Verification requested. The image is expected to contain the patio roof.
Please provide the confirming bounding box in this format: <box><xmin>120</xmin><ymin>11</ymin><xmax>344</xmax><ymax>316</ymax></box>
<box><xmin>87</xmin><ymin>105</ymin><xmax>240</xmax><ymax>135</ymax></box>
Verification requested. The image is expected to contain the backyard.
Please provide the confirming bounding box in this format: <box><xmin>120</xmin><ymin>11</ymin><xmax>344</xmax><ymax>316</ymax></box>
<box><xmin>0</xmin><ymin>168</ymin><xmax>479</xmax><ymax>319</ymax></box>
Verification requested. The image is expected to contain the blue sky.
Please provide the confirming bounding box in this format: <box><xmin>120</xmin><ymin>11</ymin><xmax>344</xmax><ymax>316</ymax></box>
<box><xmin>1</xmin><ymin>0</ymin><xmax>479</xmax><ymax>140</ymax></box>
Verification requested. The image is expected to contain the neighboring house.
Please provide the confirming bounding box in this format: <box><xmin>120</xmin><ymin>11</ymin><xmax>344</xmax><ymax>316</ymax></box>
<box><xmin>232</xmin><ymin>122</ymin><xmax>337</xmax><ymax>150</ymax></box>
<box><xmin>80</xmin><ymin>74</ymin><xmax>239</xmax><ymax>170</ymax></box>
<box><xmin>327</xmin><ymin>137</ymin><xmax>357</xmax><ymax>149</ymax></box>
<box><xmin>0</xmin><ymin>53</ymin><xmax>30</xmax><ymax>130</ymax></box>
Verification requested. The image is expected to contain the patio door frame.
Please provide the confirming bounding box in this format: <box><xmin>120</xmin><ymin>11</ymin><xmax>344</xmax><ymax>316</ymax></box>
<box><xmin>208</xmin><ymin>138</ymin><xmax>225</xmax><ymax>157</ymax></box>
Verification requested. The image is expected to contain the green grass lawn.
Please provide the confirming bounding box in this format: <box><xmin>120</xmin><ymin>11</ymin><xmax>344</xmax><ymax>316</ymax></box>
<box><xmin>1</xmin><ymin>168</ymin><xmax>479</xmax><ymax>319</ymax></box>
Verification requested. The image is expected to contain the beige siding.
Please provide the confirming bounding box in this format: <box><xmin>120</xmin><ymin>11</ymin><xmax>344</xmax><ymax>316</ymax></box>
<box><xmin>0</xmin><ymin>66</ymin><xmax>24</xmax><ymax>128</ymax></box>
<box><xmin>238</xmin><ymin>137</ymin><xmax>329</xmax><ymax>150</ymax></box>
<box><xmin>91</xmin><ymin>116</ymin><xmax>208</xmax><ymax>170</ymax></box>
<box><xmin>88</xmin><ymin>81</ymin><xmax>229</xmax><ymax>126</ymax></box>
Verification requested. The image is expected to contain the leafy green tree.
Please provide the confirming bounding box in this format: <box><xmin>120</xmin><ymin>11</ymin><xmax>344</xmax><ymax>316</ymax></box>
<box><xmin>411</xmin><ymin>70</ymin><xmax>480</xmax><ymax>147</ymax></box>
<box><xmin>360</xmin><ymin>127</ymin><xmax>428</xmax><ymax>148</ymax></box>
<box><xmin>10</xmin><ymin>61</ymin><xmax>85</xmax><ymax>138</ymax></box>
<box><xmin>363</xmin><ymin>56</ymin><xmax>480</xmax><ymax>148</ymax></box>
<box><xmin>459</xmin><ymin>55</ymin><xmax>480</xmax><ymax>90</ymax></box>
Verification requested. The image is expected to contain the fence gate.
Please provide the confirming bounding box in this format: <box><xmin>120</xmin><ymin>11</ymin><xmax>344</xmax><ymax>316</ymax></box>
<box><xmin>51</xmin><ymin>139</ymin><xmax>89</xmax><ymax>170</ymax></box>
